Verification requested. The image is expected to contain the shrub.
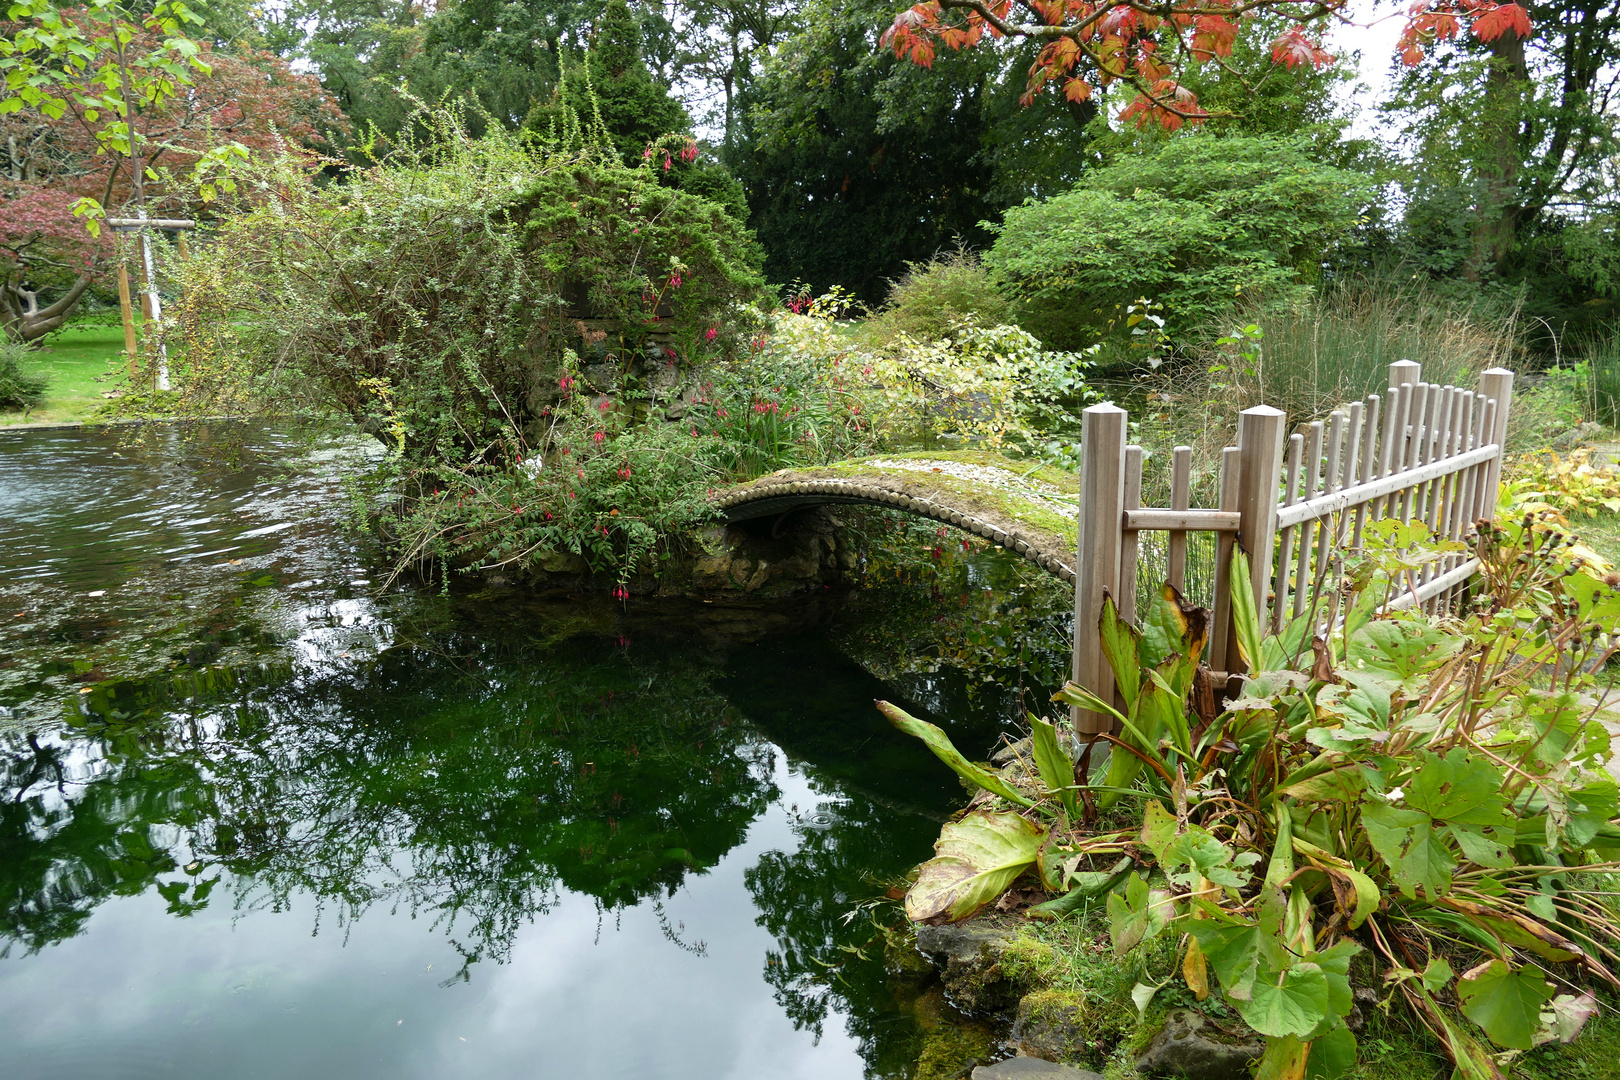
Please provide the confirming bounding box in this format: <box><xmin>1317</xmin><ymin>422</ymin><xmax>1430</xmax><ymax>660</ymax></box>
<box><xmin>984</xmin><ymin>136</ymin><xmax>1374</xmax><ymax>349</ymax></box>
<box><xmin>861</xmin><ymin>248</ymin><xmax>1017</xmax><ymax>347</ymax></box>
<box><xmin>177</xmin><ymin>108</ymin><xmax>764</xmax><ymax>457</ymax></box>
<box><xmin>884</xmin><ymin>518</ymin><xmax>1620</xmax><ymax>1079</ymax></box>
<box><xmin>0</xmin><ymin>340</ymin><xmax>48</xmax><ymax>411</ymax></box>
<box><xmin>1504</xmin><ymin>449</ymin><xmax>1620</xmax><ymax>523</ymax></box>
<box><xmin>172</xmin><ymin>108</ymin><xmax>775</xmax><ymax>580</ymax></box>
<box><xmin>867</xmin><ymin>323</ymin><xmax>1098</xmax><ymax>457</ymax></box>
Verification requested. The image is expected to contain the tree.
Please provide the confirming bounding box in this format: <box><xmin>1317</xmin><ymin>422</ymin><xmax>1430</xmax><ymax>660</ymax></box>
<box><xmin>983</xmin><ymin>135</ymin><xmax>1374</xmax><ymax>346</ymax></box>
<box><xmin>1385</xmin><ymin>0</ymin><xmax>1620</xmax><ymax>288</ymax></box>
<box><xmin>673</xmin><ymin>0</ymin><xmax>793</xmax><ymax>149</ymax></box>
<box><xmin>879</xmin><ymin>0</ymin><xmax>1536</xmax><ymax>130</ymax></box>
<box><xmin>0</xmin><ymin>1</ymin><xmax>344</xmax><ymax>347</ymax></box>
<box><xmin>732</xmin><ymin>0</ymin><xmax>1095</xmax><ymax>302</ymax></box>
<box><xmin>2</xmin><ymin>0</ymin><xmax>211</xmax><ymax>352</ymax></box>
<box><xmin>525</xmin><ymin>0</ymin><xmax>691</xmax><ymax>166</ymax></box>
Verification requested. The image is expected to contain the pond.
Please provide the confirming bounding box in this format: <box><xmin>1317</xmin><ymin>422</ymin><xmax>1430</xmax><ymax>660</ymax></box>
<box><xmin>0</xmin><ymin>422</ymin><xmax>1071</xmax><ymax>1079</ymax></box>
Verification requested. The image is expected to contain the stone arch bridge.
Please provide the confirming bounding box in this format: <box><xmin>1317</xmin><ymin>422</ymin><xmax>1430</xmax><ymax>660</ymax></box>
<box><xmin>712</xmin><ymin>451</ymin><xmax>1079</xmax><ymax>584</ymax></box>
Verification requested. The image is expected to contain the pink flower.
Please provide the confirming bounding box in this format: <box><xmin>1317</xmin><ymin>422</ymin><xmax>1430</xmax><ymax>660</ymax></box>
<box><xmin>704</xmin><ymin>326</ymin><xmax>718</xmax><ymax>341</ymax></box>
<box><xmin>669</xmin><ymin>273</ymin><xmax>682</xmax><ymax>288</ymax></box>
<box><xmin>593</xmin><ymin>431</ymin><xmax>605</xmax><ymax>443</ymax></box>
<box><xmin>598</xmin><ymin>399</ymin><xmax>612</xmax><ymax>412</ymax></box>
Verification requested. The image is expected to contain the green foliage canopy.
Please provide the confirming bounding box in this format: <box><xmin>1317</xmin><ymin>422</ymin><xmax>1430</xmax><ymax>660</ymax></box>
<box><xmin>984</xmin><ymin>135</ymin><xmax>1376</xmax><ymax>347</ymax></box>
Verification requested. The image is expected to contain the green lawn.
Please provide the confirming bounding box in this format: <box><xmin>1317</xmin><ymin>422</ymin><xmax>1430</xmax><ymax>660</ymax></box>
<box><xmin>0</xmin><ymin>319</ymin><xmax>139</xmax><ymax>427</ymax></box>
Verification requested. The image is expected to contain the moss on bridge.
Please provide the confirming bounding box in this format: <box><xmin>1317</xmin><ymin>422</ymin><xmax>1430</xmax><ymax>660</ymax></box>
<box><xmin>719</xmin><ymin>450</ymin><xmax>1081</xmax><ymax>580</ymax></box>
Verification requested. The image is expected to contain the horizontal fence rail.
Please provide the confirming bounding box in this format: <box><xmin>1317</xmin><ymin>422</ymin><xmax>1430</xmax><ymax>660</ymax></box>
<box><xmin>1070</xmin><ymin>361</ymin><xmax>1514</xmax><ymax>736</ymax></box>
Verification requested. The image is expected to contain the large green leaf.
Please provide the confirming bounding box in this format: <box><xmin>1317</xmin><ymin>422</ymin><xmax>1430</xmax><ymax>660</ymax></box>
<box><xmin>876</xmin><ymin>701</ymin><xmax>1034</xmax><ymax>808</ymax></box>
<box><xmin>1238</xmin><ymin>961</ymin><xmax>1331</xmax><ymax>1038</ymax></box>
<box><xmin>904</xmin><ymin>810</ymin><xmax>1045</xmax><ymax>922</ymax></box>
<box><xmin>1347</xmin><ymin>619</ymin><xmax>1465</xmax><ymax>679</ymax></box>
<box><xmin>1406</xmin><ymin>748</ymin><xmax>1506</xmax><ymax>826</ymax></box>
<box><xmin>1029</xmin><ymin>714</ymin><xmax>1080</xmax><ymax>818</ymax></box>
<box><xmin>1139</xmin><ymin>583</ymin><xmax>1206</xmax><ymax>669</ymax></box>
<box><xmin>1098</xmin><ymin>596</ymin><xmax>1143</xmax><ymax>713</ymax></box>
<box><xmin>1305</xmin><ymin>1026</ymin><xmax>1357</xmax><ymax>1080</ymax></box>
<box><xmin>1458</xmin><ymin>959</ymin><xmax>1556</xmax><ymax>1050</ymax></box>
<box><xmin>1361</xmin><ymin>802</ymin><xmax>1455</xmax><ymax>899</ymax></box>
<box><xmin>1187</xmin><ymin>918</ymin><xmax>1264</xmax><ymax>1000</ymax></box>
<box><xmin>1565</xmin><ymin>779</ymin><xmax>1619</xmax><ymax>848</ymax></box>
<box><xmin>1449</xmin><ymin>824</ymin><xmax>1517</xmax><ymax>869</ymax></box>
<box><xmin>1107</xmin><ymin>871</ymin><xmax>1172</xmax><ymax>955</ymax></box>
<box><xmin>1229</xmin><ymin>549</ymin><xmax>1265</xmax><ymax>674</ymax></box>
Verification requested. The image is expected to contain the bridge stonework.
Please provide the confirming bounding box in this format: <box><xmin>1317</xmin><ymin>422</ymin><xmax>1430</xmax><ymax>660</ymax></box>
<box><xmin>713</xmin><ymin>454</ymin><xmax>1080</xmax><ymax>584</ymax></box>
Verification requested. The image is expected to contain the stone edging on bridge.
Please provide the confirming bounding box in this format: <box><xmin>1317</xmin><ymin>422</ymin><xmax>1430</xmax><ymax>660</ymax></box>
<box><xmin>712</xmin><ymin>458</ymin><xmax>1079</xmax><ymax>584</ymax></box>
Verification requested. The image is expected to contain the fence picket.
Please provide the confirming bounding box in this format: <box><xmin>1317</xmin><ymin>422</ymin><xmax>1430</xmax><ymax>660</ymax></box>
<box><xmin>1210</xmin><ymin>446</ymin><xmax>1243</xmax><ymax>672</ymax></box>
<box><xmin>1119</xmin><ymin>446</ymin><xmax>1145</xmax><ymax>626</ymax></box>
<box><xmin>1292</xmin><ymin>420</ymin><xmax>1324</xmax><ymax>621</ymax></box>
<box><xmin>1168</xmin><ymin>446</ymin><xmax>1192</xmax><ymax>591</ymax></box>
<box><xmin>1067</xmin><ymin>360</ymin><xmax>1516</xmax><ymax>728</ymax></box>
<box><xmin>1273</xmin><ymin>433</ymin><xmax>1305</xmax><ymax>632</ymax></box>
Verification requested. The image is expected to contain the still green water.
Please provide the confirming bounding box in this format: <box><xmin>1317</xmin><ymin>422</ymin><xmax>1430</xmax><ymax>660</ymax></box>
<box><xmin>0</xmin><ymin>423</ymin><xmax>1067</xmax><ymax>1079</ymax></box>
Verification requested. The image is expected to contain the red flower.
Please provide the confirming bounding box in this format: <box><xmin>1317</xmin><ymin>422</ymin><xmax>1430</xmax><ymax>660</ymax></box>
<box><xmin>593</xmin><ymin>431</ymin><xmax>605</xmax><ymax>443</ymax></box>
<box><xmin>704</xmin><ymin>326</ymin><xmax>718</xmax><ymax>341</ymax></box>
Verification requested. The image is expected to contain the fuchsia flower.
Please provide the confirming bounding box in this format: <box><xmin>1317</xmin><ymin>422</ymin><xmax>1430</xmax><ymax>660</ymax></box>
<box><xmin>669</xmin><ymin>273</ymin><xmax>683</xmax><ymax>288</ymax></box>
<box><xmin>704</xmin><ymin>326</ymin><xmax>718</xmax><ymax>342</ymax></box>
<box><xmin>598</xmin><ymin>399</ymin><xmax>612</xmax><ymax>412</ymax></box>
<box><xmin>593</xmin><ymin>431</ymin><xmax>605</xmax><ymax>444</ymax></box>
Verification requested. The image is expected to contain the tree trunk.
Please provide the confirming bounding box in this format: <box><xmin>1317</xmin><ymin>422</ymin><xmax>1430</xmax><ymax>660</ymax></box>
<box><xmin>2</xmin><ymin>272</ymin><xmax>95</xmax><ymax>343</ymax></box>
<box><xmin>1464</xmin><ymin>7</ymin><xmax>1531</xmax><ymax>280</ymax></box>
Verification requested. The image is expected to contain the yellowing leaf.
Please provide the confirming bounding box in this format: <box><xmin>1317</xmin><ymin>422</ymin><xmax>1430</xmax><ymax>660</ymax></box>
<box><xmin>904</xmin><ymin>810</ymin><xmax>1045</xmax><ymax>922</ymax></box>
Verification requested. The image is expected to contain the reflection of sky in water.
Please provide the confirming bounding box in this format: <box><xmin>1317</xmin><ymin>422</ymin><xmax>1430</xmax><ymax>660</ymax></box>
<box><xmin>0</xmin><ymin>423</ymin><xmax>1020</xmax><ymax>1080</ymax></box>
<box><xmin>1</xmin><ymin>760</ymin><xmax>866</xmax><ymax>1080</ymax></box>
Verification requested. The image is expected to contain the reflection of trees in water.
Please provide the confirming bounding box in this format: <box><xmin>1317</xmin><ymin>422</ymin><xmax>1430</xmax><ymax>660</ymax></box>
<box><xmin>745</xmin><ymin>768</ymin><xmax>939</xmax><ymax>1079</ymax></box>
<box><xmin>832</xmin><ymin>526</ymin><xmax>1072</xmax><ymax>725</ymax></box>
<box><xmin>0</xmin><ymin>636</ymin><xmax>777</xmax><ymax>968</ymax></box>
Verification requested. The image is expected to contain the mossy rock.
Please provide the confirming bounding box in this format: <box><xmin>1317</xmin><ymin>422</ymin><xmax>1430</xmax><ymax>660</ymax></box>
<box><xmin>917</xmin><ymin>918</ymin><xmax>1034</xmax><ymax>1015</ymax></box>
<box><xmin>1012</xmin><ymin>989</ymin><xmax>1093</xmax><ymax>1063</ymax></box>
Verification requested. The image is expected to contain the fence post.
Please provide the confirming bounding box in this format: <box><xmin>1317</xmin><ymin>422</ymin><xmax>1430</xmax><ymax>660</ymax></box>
<box><xmin>1477</xmin><ymin>368</ymin><xmax>1515</xmax><ymax>523</ymax></box>
<box><xmin>1229</xmin><ymin>406</ymin><xmax>1287</xmax><ymax>673</ymax></box>
<box><xmin>1389</xmin><ymin>359</ymin><xmax>1422</xmax><ymax>391</ymax></box>
<box><xmin>1073</xmin><ymin>403</ymin><xmax>1128</xmax><ymax>735</ymax></box>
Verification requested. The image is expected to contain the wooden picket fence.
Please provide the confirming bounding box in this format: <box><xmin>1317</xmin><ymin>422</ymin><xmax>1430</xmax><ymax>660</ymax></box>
<box><xmin>1070</xmin><ymin>360</ymin><xmax>1516</xmax><ymax>735</ymax></box>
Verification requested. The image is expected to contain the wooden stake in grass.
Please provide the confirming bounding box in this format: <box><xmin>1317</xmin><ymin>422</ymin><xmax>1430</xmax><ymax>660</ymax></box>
<box><xmin>116</xmin><ymin>260</ymin><xmax>138</xmax><ymax>376</ymax></box>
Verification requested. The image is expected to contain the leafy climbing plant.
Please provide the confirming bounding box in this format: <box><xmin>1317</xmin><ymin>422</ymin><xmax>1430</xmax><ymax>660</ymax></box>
<box><xmin>882</xmin><ymin>514</ymin><xmax>1620</xmax><ymax>1078</ymax></box>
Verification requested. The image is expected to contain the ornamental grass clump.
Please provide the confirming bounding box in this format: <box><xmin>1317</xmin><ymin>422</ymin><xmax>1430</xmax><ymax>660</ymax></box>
<box><xmin>882</xmin><ymin>515</ymin><xmax>1620</xmax><ymax>1079</ymax></box>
